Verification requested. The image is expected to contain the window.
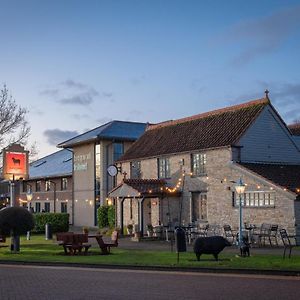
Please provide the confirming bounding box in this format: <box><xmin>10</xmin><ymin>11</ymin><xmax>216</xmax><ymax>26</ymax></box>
<box><xmin>191</xmin><ymin>153</ymin><xmax>206</xmax><ymax>176</ymax></box>
<box><xmin>130</xmin><ymin>161</ymin><xmax>141</xmax><ymax>179</ymax></box>
<box><xmin>45</xmin><ymin>180</ymin><xmax>51</xmax><ymax>191</ymax></box>
<box><xmin>113</xmin><ymin>142</ymin><xmax>124</xmax><ymax>162</ymax></box>
<box><xmin>44</xmin><ymin>202</ymin><xmax>50</xmax><ymax>213</ymax></box>
<box><xmin>35</xmin><ymin>202</ymin><xmax>41</xmax><ymax>213</ymax></box>
<box><xmin>192</xmin><ymin>192</ymin><xmax>207</xmax><ymax>221</ymax></box>
<box><xmin>158</xmin><ymin>157</ymin><xmax>170</xmax><ymax>178</ymax></box>
<box><xmin>61</xmin><ymin>202</ymin><xmax>67</xmax><ymax>213</ymax></box>
<box><xmin>36</xmin><ymin>181</ymin><xmax>41</xmax><ymax>192</ymax></box>
<box><xmin>233</xmin><ymin>191</ymin><xmax>275</xmax><ymax>208</ymax></box>
<box><xmin>61</xmin><ymin>178</ymin><xmax>68</xmax><ymax>190</ymax></box>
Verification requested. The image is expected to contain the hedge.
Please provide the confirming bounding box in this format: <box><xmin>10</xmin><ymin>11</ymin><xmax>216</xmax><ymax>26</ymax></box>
<box><xmin>33</xmin><ymin>213</ymin><xmax>69</xmax><ymax>233</ymax></box>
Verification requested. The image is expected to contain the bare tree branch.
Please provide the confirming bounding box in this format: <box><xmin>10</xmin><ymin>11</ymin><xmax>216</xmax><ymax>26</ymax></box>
<box><xmin>0</xmin><ymin>84</ymin><xmax>32</xmax><ymax>151</ymax></box>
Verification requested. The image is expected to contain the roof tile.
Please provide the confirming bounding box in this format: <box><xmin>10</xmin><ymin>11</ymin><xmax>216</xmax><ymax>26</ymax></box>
<box><xmin>119</xmin><ymin>98</ymin><xmax>269</xmax><ymax>161</ymax></box>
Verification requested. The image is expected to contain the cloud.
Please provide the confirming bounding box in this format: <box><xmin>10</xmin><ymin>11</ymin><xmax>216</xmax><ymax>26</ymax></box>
<box><xmin>234</xmin><ymin>81</ymin><xmax>300</xmax><ymax>123</ymax></box>
<box><xmin>39</xmin><ymin>88</ymin><xmax>60</xmax><ymax>97</ymax></box>
<box><xmin>61</xmin><ymin>79</ymin><xmax>88</xmax><ymax>89</ymax></box>
<box><xmin>217</xmin><ymin>5</ymin><xmax>300</xmax><ymax>65</ymax></box>
<box><xmin>40</xmin><ymin>79</ymin><xmax>99</xmax><ymax>106</ymax></box>
<box><xmin>130</xmin><ymin>75</ymin><xmax>146</xmax><ymax>86</ymax></box>
<box><xmin>43</xmin><ymin>129</ymin><xmax>79</xmax><ymax>146</ymax></box>
<box><xmin>70</xmin><ymin>113</ymin><xmax>89</xmax><ymax>120</ymax></box>
<box><xmin>59</xmin><ymin>94</ymin><xmax>94</xmax><ymax>105</ymax></box>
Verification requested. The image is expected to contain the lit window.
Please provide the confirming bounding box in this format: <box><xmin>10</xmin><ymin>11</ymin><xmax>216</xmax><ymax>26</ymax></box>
<box><xmin>233</xmin><ymin>191</ymin><xmax>275</xmax><ymax>208</ymax></box>
<box><xmin>191</xmin><ymin>153</ymin><xmax>206</xmax><ymax>176</ymax></box>
<box><xmin>61</xmin><ymin>178</ymin><xmax>68</xmax><ymax>190</ymax></box>
<box><xmin>45</xmin><ymin>180</ymin><xmax>51</xmax><ymax>191</ymax></box>
<box><xmin>158</xmin><ymin>157</ymin><xmax>170</xmax><ymax>178</ymax></box>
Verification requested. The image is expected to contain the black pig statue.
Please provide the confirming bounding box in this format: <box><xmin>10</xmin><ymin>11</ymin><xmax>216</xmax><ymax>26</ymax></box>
<box><xmin>193</xmin><ymin>236</ymin><xmax>231</xmax><ymax>261</ymax></box>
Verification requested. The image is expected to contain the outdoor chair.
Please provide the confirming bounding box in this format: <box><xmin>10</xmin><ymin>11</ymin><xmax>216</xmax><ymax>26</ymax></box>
<box><xmin>279</xmin><ymin>229</ymin><xmax>297</xmax><ymax>259</ymax></box>
<box><xmin>197</xmin><ymin>224</ymin><xmax>209</xmax><ymax>237</ymax></box>
<box><xmin>252</xmin><ymin>223</ymin><xmax>272</xmax><ymax>247</ymax></box>
<box><xmin>223</xmin><ymin>225</ymin><xmax>237</xmax><ymax>244</ymax></box>
<box><xmin>269</xmin><ymin>224</ymin><xmax>279</xmax><ymax>247</ymax></box>
<box><xmin>96</xmin><ymin>230</ymin><xmax>119</xmax><ymax>255</ymax></box>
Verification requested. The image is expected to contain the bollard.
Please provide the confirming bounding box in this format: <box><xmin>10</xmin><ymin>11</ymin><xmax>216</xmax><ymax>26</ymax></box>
<box><xmin>45</xmin><ymin>223</ymin><xmax>53</xmax><ymax>240</ymax></box>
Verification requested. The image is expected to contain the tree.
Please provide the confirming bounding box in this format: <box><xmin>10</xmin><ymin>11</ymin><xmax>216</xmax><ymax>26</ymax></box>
<box><xmin>0</xmin><ymin>84</ymin><xmax>30</xmax><ymax>148</ymax></box>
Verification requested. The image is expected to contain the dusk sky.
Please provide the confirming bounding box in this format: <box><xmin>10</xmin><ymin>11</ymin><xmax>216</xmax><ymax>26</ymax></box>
<box><xmin>1</xmin><ymin>0</ymin><xmax>300</xmax><ymax>158</ymax></box>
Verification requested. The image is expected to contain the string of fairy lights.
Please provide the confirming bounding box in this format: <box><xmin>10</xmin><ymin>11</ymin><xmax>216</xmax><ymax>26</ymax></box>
<box><xmin>139</xmin><ymin>170</ymin><xmax>296</xmax><ymax>195</ymax></box>
<box><xmin>16</xmin><ymin>169</ymin><xmax>299</xmax><ymax>206</ymax></box>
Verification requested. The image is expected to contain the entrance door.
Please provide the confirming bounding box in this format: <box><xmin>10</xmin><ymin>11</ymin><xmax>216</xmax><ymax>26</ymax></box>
<box><xmin>192</xmin><ymin>192</ymin><xmax>207</xmax><ymax>222</ymax></box>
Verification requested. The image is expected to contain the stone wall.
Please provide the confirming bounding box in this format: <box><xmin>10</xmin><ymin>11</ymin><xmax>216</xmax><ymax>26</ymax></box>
<box><xmin>117</xmin><ymin>147</ymin><xmax>298</xmax><ymax>235</ymax></box>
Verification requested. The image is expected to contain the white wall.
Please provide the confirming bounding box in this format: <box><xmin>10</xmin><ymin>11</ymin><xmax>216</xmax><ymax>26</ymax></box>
<box><xmin>237</xmin><ymin>106</ymin><xmax>300</xmax><ymax>164</ymax></box>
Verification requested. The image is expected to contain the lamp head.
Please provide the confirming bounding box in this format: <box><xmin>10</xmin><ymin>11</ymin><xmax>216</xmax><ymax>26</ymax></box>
<box><xmin>235</xmin><ymin>178</ymin><xmax>246</xmax><ymax>195</ymax></box>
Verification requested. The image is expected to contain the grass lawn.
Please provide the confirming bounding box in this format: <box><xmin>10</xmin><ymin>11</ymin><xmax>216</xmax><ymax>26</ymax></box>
<box><xmin>1</xmin><ymin>235</ymin><xmax>300</xmax><ymax>271</ymax></box>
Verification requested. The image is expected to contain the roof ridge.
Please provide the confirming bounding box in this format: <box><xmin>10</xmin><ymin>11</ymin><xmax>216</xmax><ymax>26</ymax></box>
<box><xmin>147</xmin><ymin>97</ymin><xmax>269</xmax><ymax>131</ymax></box>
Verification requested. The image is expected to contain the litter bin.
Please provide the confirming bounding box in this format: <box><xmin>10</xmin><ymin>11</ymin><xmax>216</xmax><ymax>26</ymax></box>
<box><xmin>175</xmin><ymin>227</ymin><xmax>187</xmax><ymax>252</ymax></box>
<box><xmin>45</xmin><ymin>223</ymin><xmax>52</xmax><ymax>240</ymax></box>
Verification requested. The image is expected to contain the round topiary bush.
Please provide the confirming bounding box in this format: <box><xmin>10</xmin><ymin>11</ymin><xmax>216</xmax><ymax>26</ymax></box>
<box><xmin>0</xmin><ymin>206</ymin><xmax>35</xmax><ymax>236</ymax></box>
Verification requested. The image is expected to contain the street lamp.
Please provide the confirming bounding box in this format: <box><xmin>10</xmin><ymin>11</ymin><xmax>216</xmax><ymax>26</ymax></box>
<box><xmin>235</xmin><ymin>178</ymin><xmax>246</xmax><ymax>247</ymax></box>
<box><xmin>26</xmin><ymin>186</ymin><xmax>33</xmax><ymax>240</ymax></box>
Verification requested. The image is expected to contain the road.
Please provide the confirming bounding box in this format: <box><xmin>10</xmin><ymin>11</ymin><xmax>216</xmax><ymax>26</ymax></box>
<box><xmin>0</xmin><ymin>264</ymin><xmax>300</xmax><ymax>299</ymax></box>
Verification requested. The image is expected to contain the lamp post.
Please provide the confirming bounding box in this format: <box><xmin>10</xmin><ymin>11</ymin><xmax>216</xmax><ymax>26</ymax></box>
<box><xmin>26</xmin><ymin>186</ymin><xmax>33</xmax><ymax>240</ymax></box>
<box><xmin>235</xmin><ymin>178</ymin><xmax>246</xmax><ymax>247</ymax></box>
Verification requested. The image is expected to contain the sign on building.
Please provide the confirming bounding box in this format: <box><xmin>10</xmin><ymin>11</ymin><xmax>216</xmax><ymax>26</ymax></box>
<box><xmin>2</xmin><ymin>144</ymin><xmax>29</xmax><ymax>180</ymax></box>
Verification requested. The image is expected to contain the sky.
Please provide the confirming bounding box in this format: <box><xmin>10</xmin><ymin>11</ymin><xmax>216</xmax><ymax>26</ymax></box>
<box><xmin>0</xmin><ymin>0</ymin><xmax>300</xmax><ymax>158</ymax></box>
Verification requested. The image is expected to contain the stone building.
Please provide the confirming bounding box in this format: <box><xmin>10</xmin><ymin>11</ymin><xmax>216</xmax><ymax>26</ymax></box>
<box><xmin>110</xmin><ymin>95</ymin><xmax>300</xmax><ymax>237</ymax></box>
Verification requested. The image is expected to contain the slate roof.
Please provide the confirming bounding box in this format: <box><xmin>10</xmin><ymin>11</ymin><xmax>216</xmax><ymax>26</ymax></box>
<box><xmin>123</xmin><ymin>179</ymin><xmax>166</xmax><ymax>195</ymax></box>
<box><xmin>119</xmin><ymin>98</ymin><xmax>269</xmax><ymax>161</ymax></box>
<box><xmin>58</xmin><ymin>121</ymin><xmax>147</xmax><ymax>148</ymax></box>
<box><xmin>109</xmin><ymin>178</ymin><xmax>181</xmax><ymax>197</ymax></box>
<box><xmin>240</xmin><ymin>163</ymin><xmax>300</xmax><ymax>195</ymax></box>
<box><xmin>29</xmin><ymin>149</ymin><xmax>72</xmax><ymax>179</ymax></box>
<box><xmin>288</xmin><ymin>123</ymin><xmax>300</xmax><ymax>136</ymax></box>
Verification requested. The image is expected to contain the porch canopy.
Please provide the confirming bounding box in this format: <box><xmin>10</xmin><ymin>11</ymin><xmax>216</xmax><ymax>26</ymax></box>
<box><xmin>109</xmin><ymin>178</ymin><xmax>180</xmax><ymax>235</ymax></box>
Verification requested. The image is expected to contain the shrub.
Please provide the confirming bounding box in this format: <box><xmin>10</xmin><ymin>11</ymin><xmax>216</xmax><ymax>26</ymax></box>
<box><xmin>33</xmin><ymin>213</ymin><xmax>69</xmax><ymax>233</ymax></box>
<box><xmin>107</xmin><ymin>206</ymin><xmax>115</xmax><ymax>228</ymax></box>
<box><xmin>97</xmin><ymin>206</ymin><xmax>109</xmax><ymax>228</ymax></box>
<box><xmin>97</xmin><ymin>205</ymin><xmax>115</xmax><ymax>229</ymax></box>
<box><xmin>0</xmin><ymin>207</ymin><xmax>35</xmax><ymax>236</ymax></box>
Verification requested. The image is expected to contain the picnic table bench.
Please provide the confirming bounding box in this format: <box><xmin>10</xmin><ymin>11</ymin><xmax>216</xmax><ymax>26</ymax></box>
<box><xmin>56</xmin><ymin>232</ymin><xmax>91</xmax><ymax>255</ymax></box>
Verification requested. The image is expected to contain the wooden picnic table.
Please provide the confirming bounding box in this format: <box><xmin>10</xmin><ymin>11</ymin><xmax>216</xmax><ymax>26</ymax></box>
<box><xmin>56</xmin><ymin>232</ymin><xmax>91</xmax><ymax>255</ymax></box>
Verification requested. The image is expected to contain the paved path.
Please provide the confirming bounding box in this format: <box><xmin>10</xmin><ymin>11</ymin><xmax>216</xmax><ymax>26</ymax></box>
<box><xmin>1</xmin><ymin>264</ymin><xmax>300</xmax><ymax>300</ymax></box>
